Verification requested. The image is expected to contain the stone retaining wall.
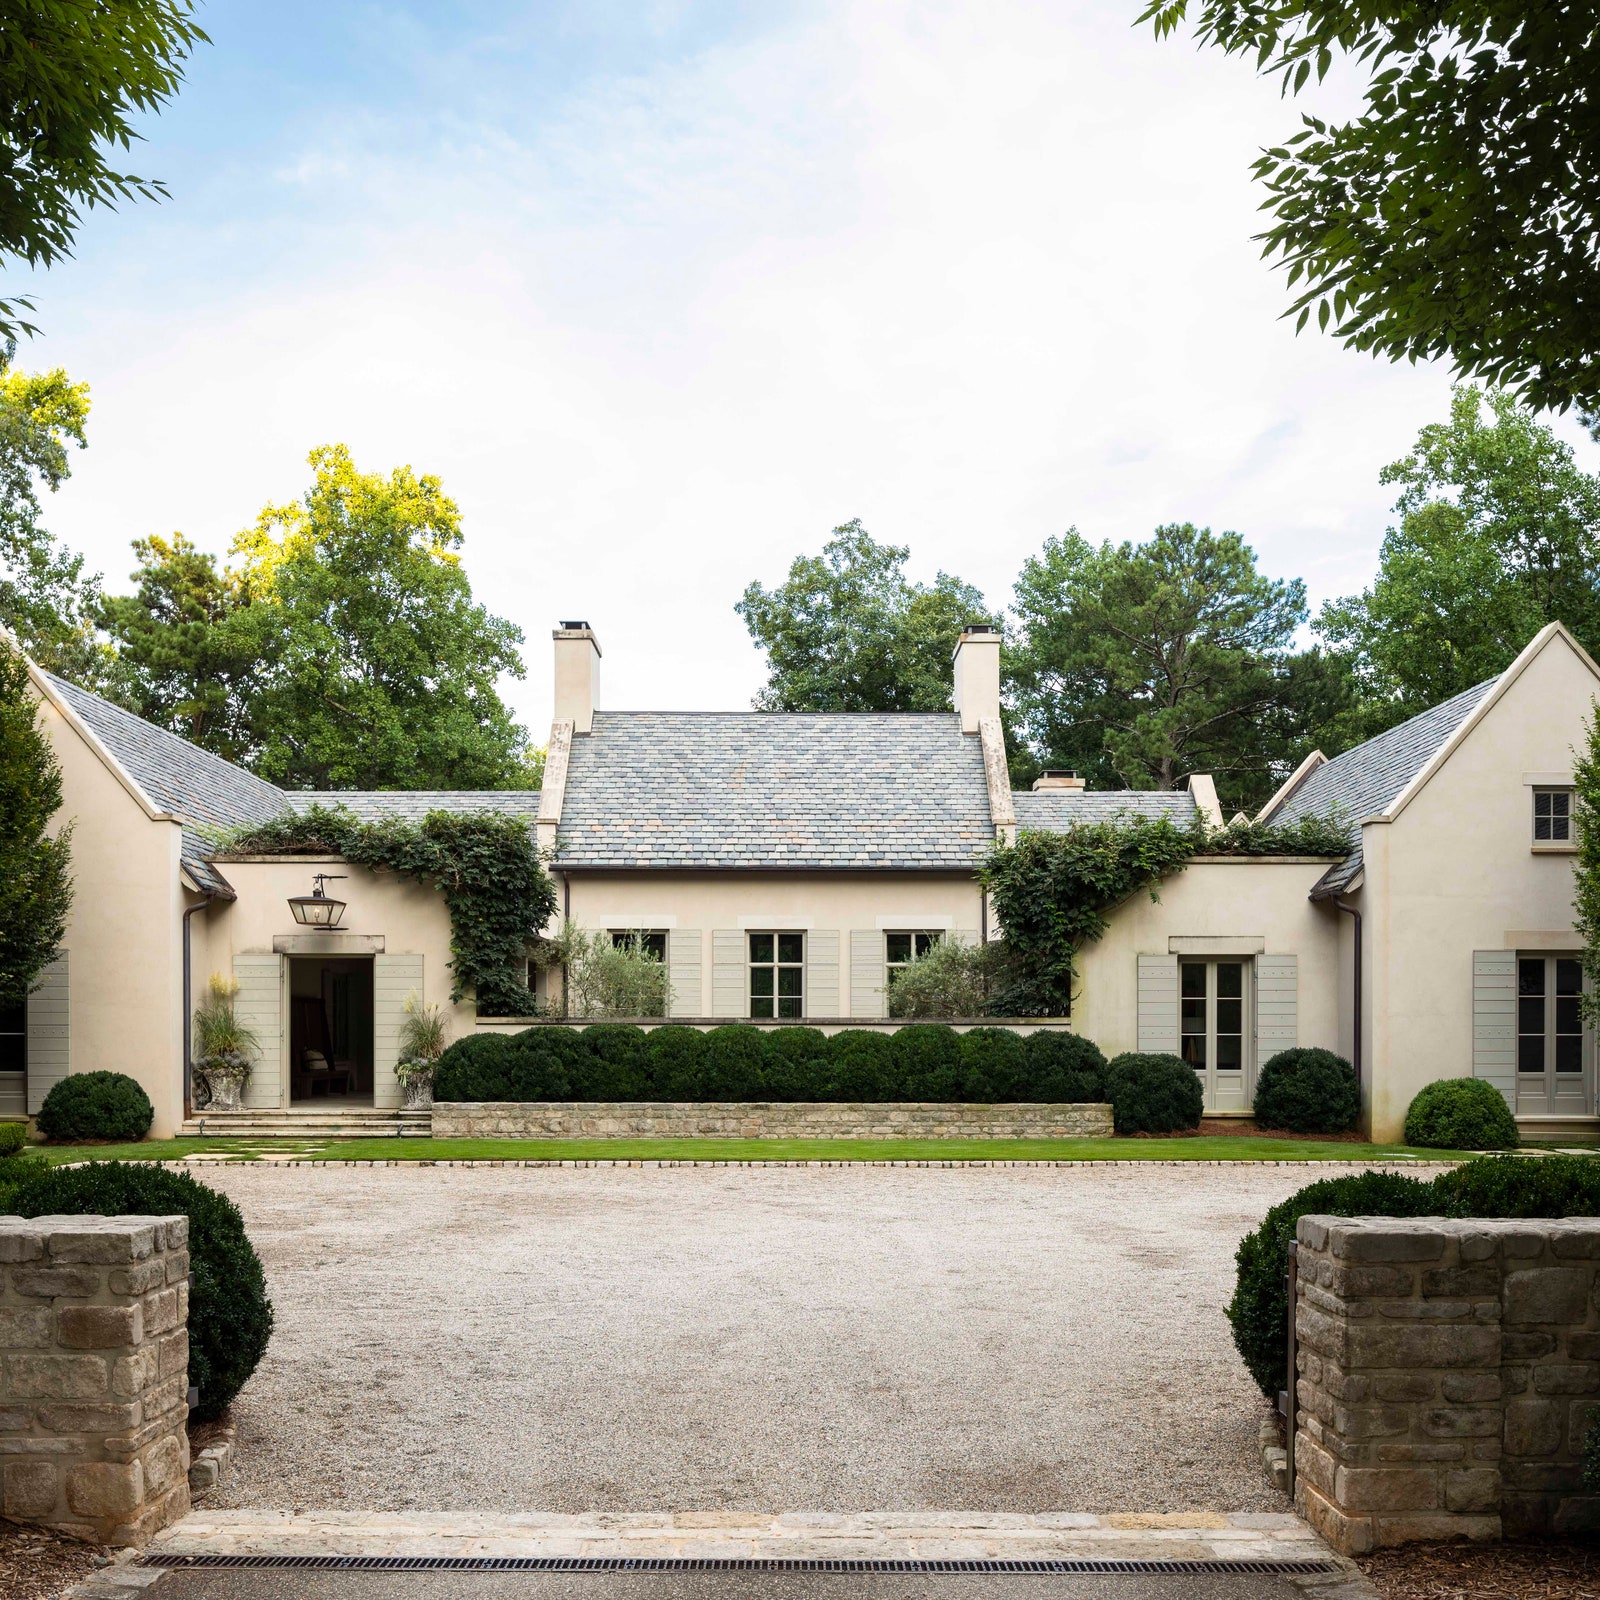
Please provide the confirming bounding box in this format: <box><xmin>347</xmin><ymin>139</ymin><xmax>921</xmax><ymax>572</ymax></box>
<box><xmin>432</xmin><ymin>1101</ymin><xmax>1115</xmax><ymax>1139</ymax></box>
<box><xmin>1294</xmin><ymin>1213</ymin><xmax>1600</xmax><ymax>1554</ymax></box>
<box><xmin>0</xmin><ymin>1213</ymin><xmax>191</xmax><ymax>1546</ymax></box>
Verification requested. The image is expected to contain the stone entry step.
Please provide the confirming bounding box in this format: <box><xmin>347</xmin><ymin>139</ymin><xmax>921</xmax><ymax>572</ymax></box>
<box><xmin>178</xmin><ymin>1109</ymin><xmax>429</xmax><ymax>1139</ymax></box>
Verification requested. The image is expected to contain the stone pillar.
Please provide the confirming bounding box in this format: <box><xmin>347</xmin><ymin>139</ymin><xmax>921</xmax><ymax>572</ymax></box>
<box><xmin>1293</xmin><ymin>1214</ymin><xmax>1600</xmax><ymax>1553</ymax></box>
<box><xmin>0</xmin><ymin>1213</ymin><xmax>192</xmax><ymax>1545</ymax></box>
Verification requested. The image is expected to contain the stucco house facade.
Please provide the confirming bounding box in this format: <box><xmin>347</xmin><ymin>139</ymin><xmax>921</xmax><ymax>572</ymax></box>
<box><xmin>4</xmin><ymin>618</ymin><xmax>1597</xmax><ymax>1143</ymax></box>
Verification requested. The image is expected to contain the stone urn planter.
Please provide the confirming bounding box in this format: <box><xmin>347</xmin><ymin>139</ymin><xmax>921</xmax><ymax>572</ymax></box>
<box><xmin>397</xmin><ymin>1059</ymin><xmax>435</xmax><ymax>1110</ymax></box>
<box><xmin>199</xmin><ymin>1060</ymin><xmax>249</xmax><ymax>1112</ymax></box>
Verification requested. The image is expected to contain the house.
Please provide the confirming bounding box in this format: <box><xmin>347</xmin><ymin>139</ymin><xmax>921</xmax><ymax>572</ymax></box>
<box><xmin>5</xmin><ymin>618</ymin><xmax>1596</xmax><ymax>1143</ymax></box>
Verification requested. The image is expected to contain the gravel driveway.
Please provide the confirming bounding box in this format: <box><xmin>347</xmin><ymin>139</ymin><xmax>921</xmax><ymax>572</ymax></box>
<box><xmin>200</xmin><ymin>1164</ymin><xmax>1326</xmax><ymax>1516</ymax></box>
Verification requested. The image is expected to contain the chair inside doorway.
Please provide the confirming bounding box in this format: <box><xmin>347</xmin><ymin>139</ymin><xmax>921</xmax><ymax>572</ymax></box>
<box><xmin>289</xmin><ymin>957</ymin><xmax>374</xmax><ymax>1103</ymax></box>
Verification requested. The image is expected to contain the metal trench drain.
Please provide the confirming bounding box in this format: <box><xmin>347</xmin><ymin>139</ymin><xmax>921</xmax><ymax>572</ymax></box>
<box><xmin>140</xmin><ymin>1554</ymin><xmax>1342</xmax><ymax>1575</ymax></box>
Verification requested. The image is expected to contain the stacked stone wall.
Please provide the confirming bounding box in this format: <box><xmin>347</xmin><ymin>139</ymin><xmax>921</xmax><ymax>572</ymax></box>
<box><xmin>1294</xmin><ymin>1214</ymin><xmax>1600</xmax><ymax>1553</ymax></box>
<box><xmin>0</xmin><ymin>1214</ymin><xmax>191</xmax><ymax>1545</ymax></box>
<box><xmin>432</xmin><ymin>1101</ymin><xmax>1115</xmax><ymax>1140</ymax></box>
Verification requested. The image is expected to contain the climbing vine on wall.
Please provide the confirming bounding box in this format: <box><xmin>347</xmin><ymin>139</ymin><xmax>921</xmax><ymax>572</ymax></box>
<box><xmin>220</xmin><ymin>805</ymin><xmax>556</xmax><ymax>1016</ymax></box>
<box><xmin>980</xmin><ymin>812</ymin><xmax>1352</xmax><ymax>1016</ymax></box>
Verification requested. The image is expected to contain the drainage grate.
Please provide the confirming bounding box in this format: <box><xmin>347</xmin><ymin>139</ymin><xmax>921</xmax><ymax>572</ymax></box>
<box><xmin>140</xmin><ymin>1554</ymin><xmax>1340</xmax><ymax>1575</ymax></box>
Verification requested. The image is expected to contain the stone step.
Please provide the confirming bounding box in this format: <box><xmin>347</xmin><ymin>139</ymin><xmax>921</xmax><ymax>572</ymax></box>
<box><xmin>179</xmin><ymin>1110</ymin><xmax>430</xmax><ymax>1139</ymax></box>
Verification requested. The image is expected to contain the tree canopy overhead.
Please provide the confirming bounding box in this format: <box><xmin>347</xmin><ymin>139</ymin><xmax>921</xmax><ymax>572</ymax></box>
<box><xmin>1317</xmin><ymin>386</ymin><xmax>1600</xmax><ymax>714</ymax></box>
<box><xmin>0</xmin><ymin>1</ymin><xmax>208</xmax><ymax>338</ymax></box>
<box><xmin>737</xmin><ymin>520</ymin><xmax>990</xmax><ymax>713</ymax></box>
<box><xmin>1144</xmin><ymin>1</ymin><xmax>1600</xmax><ymax>416</ymax></box>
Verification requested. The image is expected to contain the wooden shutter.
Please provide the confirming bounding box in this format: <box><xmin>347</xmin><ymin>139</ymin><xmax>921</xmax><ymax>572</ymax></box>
<box><xmin>850</xmin><ymin>930</ymin><xmax>885</xmax><ymax>1019</ymax></box>
<box><xmin>233</xmin><ymin>953</ymin><xmax>284</xmax><ymax>1110</ymax></box>
<box><xmin>25</xmin><ymin>952</ymin><xmax>69</xmax><ymax>1115</ymax></box>
<box><xmin>807</xmin><ymin>931</ymin><xmax>840</xmax><ymax>1019</ymax></box>
<box><xmin>1472</xmin><ymin>949</ymin><xmax>1516</xmax><ymax>1109</ymax></box>
<box><xmin>1136</xmin><ymin>954</ymin><xmax>1179</xmax><ymax>1054</ymax></box>
<box><xmin>668</xmin><ymin>930</ymin><xmax>703</xmax><ymax>1018</ymax></box>
<box><xmin>711</xmin><ymin>931</ymin><xmax>745</xmax><ymax>1018</ymax></box>
<box><xmin>374</xmin><ymin>954</ymin><xmax>423</xmax><ymax>1111</ymax></box>
<box><xmin>1255</xmin><ymin>955</ymin><xmax>1298</xmax><ymax>1061</ymax></box>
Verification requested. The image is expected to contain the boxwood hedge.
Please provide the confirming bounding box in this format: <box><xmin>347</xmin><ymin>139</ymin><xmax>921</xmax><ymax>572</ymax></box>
<box><xmin>433</xmin><ymin>1023</ymin><xmax>1112</xmax><ymax>1105</ymax></box>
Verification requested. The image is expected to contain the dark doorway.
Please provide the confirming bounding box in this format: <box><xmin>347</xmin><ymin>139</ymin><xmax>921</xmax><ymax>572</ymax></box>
<box><xmin>288</xmin><ymin>957</ymin><xmax>374</xmax><ymax>1104</ymax></box>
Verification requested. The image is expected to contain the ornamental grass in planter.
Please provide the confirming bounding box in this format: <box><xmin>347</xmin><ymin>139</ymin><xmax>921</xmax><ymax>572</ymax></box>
<box><xmin>192</xmin><ymin>975</ymin><xmax>258</xmax><ymax>1113</ymax></box>
<box><xmin>396</xmin><ymin>991</ymin><xmax>450</xmax><ymax>1109</ymax></box>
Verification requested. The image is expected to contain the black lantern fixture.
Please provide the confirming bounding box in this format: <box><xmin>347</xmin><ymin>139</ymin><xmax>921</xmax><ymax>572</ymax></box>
<box><xmin>288</xmin><ymin>873</ymin><xmax>348</xmax><ymax>928</ymax></box>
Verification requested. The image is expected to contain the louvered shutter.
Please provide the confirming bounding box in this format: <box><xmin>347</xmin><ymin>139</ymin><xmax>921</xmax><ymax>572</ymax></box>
<box><xmin>1136</xmin><ymin>954</ymin><xmax>1179</xmax><ymax>1054</ymax></box>
<box><xmin>668</xmin><ymin>930</ymin><xmax>703</xmax><ymax>1018</ymax></box>
<box><xmin>850</xmin><ymin>930</ymin><xmax>885</xmax><ymax>1019</ymax></box>
<box><xmin>373</xmin><ymin>954</ymin><xmax>424</xmax><ymax>1110</ymax></box>
<box><xmin>233</xmin><ymin>953</ymin><xmax>283</xmax><ymax>1110</ymax></box>
<box><xmin>1255</xmin><ymin>955</ymin><xmax>1298</xmax><ymax>1060</ymax></box>
<box><xmin>25</xmin><ymin>952</ymin><xmax>69</xmax><ymax>1114</ymax></box>
<box><xmin>807</xmin><ymin>931</ymin><xmax>840</xmax><ymax>1018</ymax></box>
<box><xmin>711</xmin><ymin>931</ymin><xmax>745</xmax><ymax>1018</ymax></box>
<box><xmin>1472</xmin><ymin>949</ymin><xmax>1516</xmax><ymax>1109</ymax></box>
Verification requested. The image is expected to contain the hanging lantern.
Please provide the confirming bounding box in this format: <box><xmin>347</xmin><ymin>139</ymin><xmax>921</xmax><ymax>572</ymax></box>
<box><xmin>288</xmin><ymin>873</ymin><xmax>348</xmax><ymax>928</ymax></box>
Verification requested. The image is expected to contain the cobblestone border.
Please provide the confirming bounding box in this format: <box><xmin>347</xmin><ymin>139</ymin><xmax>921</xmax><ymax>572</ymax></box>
<box><xmin>150</xmin><ymin>1157</ymin><xmax>1465</xmax><ymax>1169</ymax></box>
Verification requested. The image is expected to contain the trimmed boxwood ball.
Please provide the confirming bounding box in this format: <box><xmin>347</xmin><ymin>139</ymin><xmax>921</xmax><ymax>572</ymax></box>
<box><xmin>1229</xmin><ymin>1169</ymin><xmax>1439</xmax><ymax>1398</ymax></box>
<box><xmin>0</xmin><ymin>1122</ymin><xmax>28</xmax><ymax>1158</ymax></box>
<box><xmin>4</xmin><ymin>1161</ymin><xmax>273</xmax><ymax>1421</ymax></box>
<box><xmin>893</xmin><ymin>1024</ymin><xmax>963</xmax><ymax>1100</ymax></box>
<box><xmin>699</xmin><ymin>1026</ymin><xmax>775</xmax><ymax>1099</ymax></box>
<box><xmin>1103</xmin><ymin>1052</ymin><xmax>1204</xmax><ymax>1135</ymax></box>
<box><xmin>1403</xmin><ymin>1077</ymin><xmax>1519</xmax><ymax>1150</ymax></box>
<box><xmin>1434</xmin><ymin>1153</ymin><xmax>1600</xmax><ymax>1217</ymax></box>
<box><xmin>36</xmin><ymin>1071</ymin><xmax>154</xmax><ymax>1142</ymax></box>
<box><xmin>1252</xmin><ymin>1048</ymin><xmax>1359</xmax><ymax>1134</ymax></box>
<box><xmin>1019</xmin><ymin>1031</ymin><xmax>1107</xmax><ymax>1103</ymax></box>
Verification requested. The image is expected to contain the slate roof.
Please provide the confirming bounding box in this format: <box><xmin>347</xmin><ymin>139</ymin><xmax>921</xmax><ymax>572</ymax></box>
<box><xmin>1013</xmin><ymin>788</ymin><xmax>1198</xmax><ymax>831</ymax></box>
<box><xmin>1271</xmin><ymin>678</ymin><xmax>1498</xmax><ymax>897</ymax></box>
<box><xmin>44</xmin><ymin>674</ymin><xmax>290</xmax><ymax>894</ymax></box>
<box><xmin>555</xmin><ymin>712</ymin><xmax>994</xmax><ymax>870</ymax></box>
<box><xmin>287</xmin><ymin>791</ymin><xmax>541</xmax><ymax>823</ymax></box>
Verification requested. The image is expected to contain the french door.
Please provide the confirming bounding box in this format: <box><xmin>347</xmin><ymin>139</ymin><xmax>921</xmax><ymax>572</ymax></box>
<box><xmin>1180</xmin><ymin>958</ymin><xmax>1250</xmax><ymax>1111</ymax></box>
<box><xmin>1516</xmin><ymin>954</ymin><xmax>1593</xmax><ymax>1117</ymax></box>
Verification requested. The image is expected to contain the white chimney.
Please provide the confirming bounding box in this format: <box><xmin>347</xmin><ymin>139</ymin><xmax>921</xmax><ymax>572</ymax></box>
<box><xmin>552</xmin><ymin>621</ymin><xmax>602</xmax><ymax>733</ymax></box>
<box><xmin>952</xmin><ymin>623</ymin><xmax>1001</xmax><ymax>734</ymax></box>
<box><xmin>1032</xmin><ymin>770</ymin><xmax>1086</xmax><ymax>791</ymax></box>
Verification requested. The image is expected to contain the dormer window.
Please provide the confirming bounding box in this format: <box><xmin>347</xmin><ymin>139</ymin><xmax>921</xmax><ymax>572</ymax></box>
<box><xmin>1534</xmin><ymin>788</ymin><xmax>1573</xmax><ymax>846</ymax></box>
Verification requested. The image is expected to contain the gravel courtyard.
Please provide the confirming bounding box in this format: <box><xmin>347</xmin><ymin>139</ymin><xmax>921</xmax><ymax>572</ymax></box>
<box><xmin>200</xmin><ymin>1163</ymin><xmax>1328</xmax><ymax>1516</ymax></box>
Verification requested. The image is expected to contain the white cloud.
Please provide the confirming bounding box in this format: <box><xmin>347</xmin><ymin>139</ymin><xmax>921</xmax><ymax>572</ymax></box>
<box><xmin>25</xmin><ymin>0</ymin><xmax>1598</xmax><ymax>732</ymax></box>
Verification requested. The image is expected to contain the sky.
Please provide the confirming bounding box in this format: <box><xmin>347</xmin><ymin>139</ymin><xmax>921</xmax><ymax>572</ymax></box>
<box><xmin>16</xmin><ymin>0</ymin><xmax>1598</xmax><ymax>735</ymax></box>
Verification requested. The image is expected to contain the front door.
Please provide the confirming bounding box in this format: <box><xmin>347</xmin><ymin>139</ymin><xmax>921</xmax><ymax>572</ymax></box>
<box><xmin>1516</xmin><ymin>953</ymin><xmax>1593</xmax><ymax>1117</ymax></box>
<box><xmin>1180</xmin><ymin>958</ymin><xmax>1249</xmax><ymax>1112</ymax></box>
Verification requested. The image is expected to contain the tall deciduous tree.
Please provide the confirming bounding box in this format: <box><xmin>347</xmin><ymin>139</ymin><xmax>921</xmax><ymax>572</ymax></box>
<box><xmin>229</xmin><ymin>445</ymin><xmax>532</xmax><ymax>790</ymax></box>
<box><xmin>0</xmin><ymin>641</ymin><xmax>73</xmax><ymax>1005</ymax></box>
<box><xmin>1144</xmin><ymin>2</ymin><xmax>1600</xmax><ymax>415</ymax></box>
<box><xmin>1007</xmin><ymin>524</ymin><xmax>1326</xmax><ymax>811</ymax></box>
<box><xmin>737</xmin><ymin>520</ymin><xmax>989</xmax><ymax>712</ymax></box>
<box><xmin>0</xmin><ymin>350</ymin><xmax>103</xmax><ymax>680</ymax></box>
<box><xmin>0</xmin><ymin>1</ymin><xmax>207</xmax><ymax>337</ymax></box>
<box><xmin>1317</xmin><ymin>388</ymin><xmax>1600</xmax><ymax>713</ymax></box>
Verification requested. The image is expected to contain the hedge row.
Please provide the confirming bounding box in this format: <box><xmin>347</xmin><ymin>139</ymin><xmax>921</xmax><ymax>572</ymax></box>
<box><xmin>434</xmin><ymin>1023</ymin><xmax>1112</xmax><ymax>1105</ymax></box>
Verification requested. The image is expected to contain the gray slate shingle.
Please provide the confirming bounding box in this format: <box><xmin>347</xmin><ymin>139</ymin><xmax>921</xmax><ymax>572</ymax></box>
<box><xmin>1012</xmin><ymin>789</ymin><xmax>1198</xmax><ymax>830</ymax></box>
<box><xmin>288</xmin><ymin>791</ymin><xmax>541</xmax><ymax>823</ymax></box>
<box><xmin>1272</xmin><ymin>678</ymin><xmax>1497</xmax><ymax>897</ymax></box>
<box><xmin>555</xmin><ymin>712</ymin><xmax>994</xmax><ymax>870</ymax></box>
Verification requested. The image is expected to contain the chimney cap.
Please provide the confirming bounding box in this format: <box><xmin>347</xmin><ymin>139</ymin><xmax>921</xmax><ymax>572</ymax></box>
<box><xmin>558</xmin><ymin>620</ymin><xmax>592</xmax><ymax>631</ymax></box>
<box><xmin>1032</xmin><ymin>769</ymin><xmax>1087</xmax><ymax>791</ymax></box>
<box><xmin>960</xmin><ymin>621</ymin><xmax>1000</xmax><ymax>635</ymax></box>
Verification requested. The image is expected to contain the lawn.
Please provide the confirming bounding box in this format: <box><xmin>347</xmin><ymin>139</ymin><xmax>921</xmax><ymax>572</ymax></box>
<box><xmin>19</xmin><ymin>1134</ymin><xmax>1467</xmax><ymax>1164</ymax></box>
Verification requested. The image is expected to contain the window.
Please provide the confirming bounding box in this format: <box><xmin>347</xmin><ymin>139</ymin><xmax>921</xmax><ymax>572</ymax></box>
<box><xmin>1534</xmin><ymin>789</ymin><xmax>1573</xmax><ymax>844</ymax></box>
<box><xmin>0</xmin><ymin>998</ymin><xmax>22</xmax><ymax>1074</ymax></box>
<box><xmin>1518</xmin><ymin>955</ymin><xmax>1585</xmax><ymax>1075</ymax></box>
<box><xmin>885</xmin><ymin>931</ymin><xmax>941</xmax><ymax>989</ymax></box>
<box><xmin>611</xmin><ymin>930</ymin><xmax>667</xmax><ymax>962</ymax></box>
<box><xmin>1180</xmin><ymin>960</ymin><xmax>1245</xmax><ymax>1074</ymax></box>
<box><xmin>749</xmin><ymin>932</ymin><xmax>804</xmax><ymax>1018</ymax></box>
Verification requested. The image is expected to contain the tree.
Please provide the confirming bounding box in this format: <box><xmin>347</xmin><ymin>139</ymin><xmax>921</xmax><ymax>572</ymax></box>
<box><xmin>1006</xmin><ymin>524</ymin><xmax>1319</xmax><ymax>811</ymax></box>
<box><xmin>737</xmin><ymin>520</ymin><xmax>990</xmax><ymax>712</ymax></box>
<box><xmin>0</xmin><ymin>1</ymin><xmax>207</xmax><ymax>338</ymax></box>
<box><xmin>98</xmin><ymin>533</ymin><xmax>259</xmax><ymax>762</ymax></box>
<box><xmin>0</xmin><ymin>349</ymin><xmax>104</xmax><ymax>679</ymax></box>
<box><xmin>1144</xmin><ymin>2</ymin><xmax>1600</xmax><ymax>415</ymax></box>
<box><xmin>0</xmin><ymin>640</ymin><xmax>73</xmax><ymax>1006</ymax></box>
<box><xmin>1317</xmin><ymin>387</ymin><xmax>1600</xmax><ymax>713</ymax></box>
<box><xmin>228</xmin><ymin>445</ymin><xmax>533</xmax><ymax>790</ymax></box>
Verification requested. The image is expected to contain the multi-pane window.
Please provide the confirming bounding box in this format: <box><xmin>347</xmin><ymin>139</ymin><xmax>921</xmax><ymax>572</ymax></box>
<box><xmin>1180</xmin><ymin>960</ymin><xmax>1245</xmax><ymax>1074</ymax></box>
<box><xmin>0</xmin><ymin>998</ymin><xmax>22</xmax><ymax>1075</ymax></box>
<box><xmin>749</xmin><ymin>932</ymin><xmax>804</xmax><ymax>1018</ymax></box>
<box><xmin>611</xmin><ymin>930</ymin><xmax>668</xmax><ymax>962</ymax></box>
<box><xmin>1518</xmin><ymin>956</ymin><xmax>1585</xmax><ymax>1075</ymax></box>
<box><xmin>885</xmin><ymin>931</ymin><xmax>941</xmax><ymax>989</ymax></box>
<box><xmin>1534</xmin><ymin>789</ymin><xmax>1573</xmax><ymax>843</ymax></box>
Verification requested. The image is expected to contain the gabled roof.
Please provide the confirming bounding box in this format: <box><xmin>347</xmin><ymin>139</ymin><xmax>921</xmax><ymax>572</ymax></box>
<box><xmin>43</xmin><ymin>674</ymin><xmax>290</xmax><ymax>894</ymax></box>
<box><xmin>287</xmin><ymin>791</ymin><xmax>541</xmax><ymax>822</ymax></box>
<box><xmin>555</xmin><ymin>711</ymin><xmax>994</xmax><ymax>870</ymax></box>
<box><xmin>1012</xmin><ymin>789</ymin><xmax>1198</xmax><ymax>830</ymax></box>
